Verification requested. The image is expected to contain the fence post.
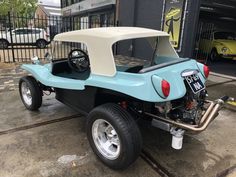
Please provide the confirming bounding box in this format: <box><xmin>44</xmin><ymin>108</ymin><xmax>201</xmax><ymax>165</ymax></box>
<box><xmin>8</xmin><ymin>12</ymin><xmax>15</xmax><ymax>62</ymax></box>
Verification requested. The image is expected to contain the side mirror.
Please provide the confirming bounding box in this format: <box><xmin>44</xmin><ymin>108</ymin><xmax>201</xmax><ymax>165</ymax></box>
<box><xmin>44</xmin><ymin>52</ymin><xmax>52</xmax><ymax>61</ymax></box>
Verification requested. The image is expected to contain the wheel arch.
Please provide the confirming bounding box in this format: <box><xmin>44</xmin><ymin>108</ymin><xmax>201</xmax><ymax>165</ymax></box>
<box><xmin>212</xmin><ymin>46</ymin><xmax>221</xmax><ymax>54</ymax></box>
<box><xmin>94</xmin><ymin>87</ymin><xmax>139</xmax><ymax>107</ymax></box>
<box><xmin>36</xmin><ymin>38</ymin><xmax>47</xmax><ymax>43</ymax></box>
<box><xmin>0</xmin><ymin>38</ymin><xmax>9</xmax><ymax>43</ymax></box>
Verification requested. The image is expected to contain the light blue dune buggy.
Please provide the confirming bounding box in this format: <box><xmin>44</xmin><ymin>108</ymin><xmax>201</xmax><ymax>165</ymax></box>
<box><xmin>19</xmin><ymin>27</ymin><xmax>229</xmax><ymax>170</ymax></box>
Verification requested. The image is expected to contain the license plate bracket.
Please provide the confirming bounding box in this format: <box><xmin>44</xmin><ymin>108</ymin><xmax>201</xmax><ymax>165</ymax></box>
<box><xmin>185</xmin><ymin>74</ymin><xmax>205</xmax><ymax>94</ymax></box>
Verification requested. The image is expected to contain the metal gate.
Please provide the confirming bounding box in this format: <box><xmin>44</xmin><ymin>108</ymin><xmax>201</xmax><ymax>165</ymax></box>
<box><xmin>0</xmin><ymin>13</ymin><xmax>116</xmax><ymax>63</ymax></box>
<box><xmin>193</xmin><ymin>21</ymin><xmax>215</xmax><ymax>63</ymax></box>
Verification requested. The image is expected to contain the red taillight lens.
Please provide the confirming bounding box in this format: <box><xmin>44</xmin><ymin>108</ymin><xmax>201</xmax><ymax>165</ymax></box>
<box><xmin>161</xmin><ymin>80</ymin><xmax>170</xmax><ymax>97</ymax></box>
<box><xmin>203</xmin><ymin>65</ymin><xmax>210</xmax><ymax>78</ymax></box>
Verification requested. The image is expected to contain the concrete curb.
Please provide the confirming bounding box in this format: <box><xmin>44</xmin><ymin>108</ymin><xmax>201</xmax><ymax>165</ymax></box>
<box><xmin>210</xmin><ymin>72</ymin><xmax>236</xmax><ymax>81</ymax></box>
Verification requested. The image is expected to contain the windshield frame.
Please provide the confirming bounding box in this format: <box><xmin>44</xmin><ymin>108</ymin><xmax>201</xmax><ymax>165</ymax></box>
<box><xmin>214</xmin><ymin>32</ymin><xmax>236</xmax><ymax>40</ymax></box>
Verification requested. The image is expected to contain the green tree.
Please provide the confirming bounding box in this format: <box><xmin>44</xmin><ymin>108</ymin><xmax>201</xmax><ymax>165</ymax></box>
<box><xmin>0</xmin><ymin>0</ymin><xmax>37</xmax><ymax>17</ymax></box>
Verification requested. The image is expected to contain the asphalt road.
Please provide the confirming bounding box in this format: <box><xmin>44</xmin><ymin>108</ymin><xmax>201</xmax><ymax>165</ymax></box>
<box><xmin>208</xmin><ymin>59</ymin><xmax>236</xmax><ymax>77</ymax></box>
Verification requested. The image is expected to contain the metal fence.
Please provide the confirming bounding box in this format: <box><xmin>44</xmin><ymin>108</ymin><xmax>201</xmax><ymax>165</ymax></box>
<box><xmin>193</xmin><ymin>21</ymin><xmax>214</xmax><ymax>63</ymax></box>
<box><xmin>0</xmin><ymin>13</ymin><xmax>116</xmax><ymax>63</ymax></box>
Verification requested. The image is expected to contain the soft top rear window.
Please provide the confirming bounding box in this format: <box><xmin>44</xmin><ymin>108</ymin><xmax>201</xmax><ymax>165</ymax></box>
<box><xmin>112</xmin><ymin>37</ymin><xmax>181</xmax><ymax>73</ymax></box>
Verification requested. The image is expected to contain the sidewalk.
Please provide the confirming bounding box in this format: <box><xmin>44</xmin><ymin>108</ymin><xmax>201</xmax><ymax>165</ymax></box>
<box><xmin>0</xmin><ymin>63</ymin><xmax>27</xmax><ymax>92</ymax></box>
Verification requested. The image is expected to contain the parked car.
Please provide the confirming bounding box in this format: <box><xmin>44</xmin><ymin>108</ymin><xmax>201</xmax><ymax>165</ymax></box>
<box><xmin>0</xmin><ymin>27</ymin><xmax>50</xmax><ymax>49</ymax></box>
<box><xmin>199</xmin><ymin>31</ymin><xmax>236</xmax><ymax>61</ymax></box>
<box><xmin>19</xmin><ymin>27</ymin><xmax>229</xmax><ymax>170</ymax></box>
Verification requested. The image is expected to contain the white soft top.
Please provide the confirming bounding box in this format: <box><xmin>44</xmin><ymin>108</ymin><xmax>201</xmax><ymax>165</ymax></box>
<box><xmin>54</xmin><ymin>27</ymin><xmax>169</xmax><ymax>42</ymax></box>
<box><xmin>54</xmin><ymin>27</ymin><xmax>178</xmax><ymax>76</ymax></box>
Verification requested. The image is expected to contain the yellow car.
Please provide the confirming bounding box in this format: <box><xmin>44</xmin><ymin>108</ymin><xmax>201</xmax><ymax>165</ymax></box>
<box><xmin>200</xmin><ymin>32</ymin><xmax>236</xmax><ymax>61</ymax></box>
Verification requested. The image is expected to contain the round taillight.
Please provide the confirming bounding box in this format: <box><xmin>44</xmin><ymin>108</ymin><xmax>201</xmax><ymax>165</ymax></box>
<box><xmin>161</xmin><ymin>80</ymin><xmax>170</xmax><ymax>98</ymax></box>
<box><xmin>203</xmin><ymin>65</ymin><xmax>210</xmax><ymax>78</ymax></box>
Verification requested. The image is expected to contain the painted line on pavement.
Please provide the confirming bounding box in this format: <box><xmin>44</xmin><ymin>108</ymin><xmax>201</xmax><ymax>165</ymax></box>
<box><xmin>227</xmin><ymin>101</ymin><xmax>236</xmax><ymax>107</ymax></box>
<box><xmin>0</xmin><ymin>114</ymin><xmax>82</xmax><ymax>136</ymax></box>
<box><xmin>141</xmin><ymin>149</ymin><xmax>175</xmax><ymax>177</ymax></box>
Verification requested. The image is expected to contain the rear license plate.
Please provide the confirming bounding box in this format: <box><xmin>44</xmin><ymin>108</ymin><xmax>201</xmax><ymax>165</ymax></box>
<box><xmin>185</xmin><ymin>74</ymin><xmax>205</xmax><ymax>94</ymax></box>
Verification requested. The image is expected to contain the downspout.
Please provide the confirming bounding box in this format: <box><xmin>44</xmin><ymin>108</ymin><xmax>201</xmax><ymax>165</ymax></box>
<box><xmin>131</xmin><ymin>0</ymin><xmax>138</xmax><ymax>57</ymax></box>
<box><xmin>115</xmin><ymin>0</ymin><xmax>119</xmax><ymax>25</ymax></box>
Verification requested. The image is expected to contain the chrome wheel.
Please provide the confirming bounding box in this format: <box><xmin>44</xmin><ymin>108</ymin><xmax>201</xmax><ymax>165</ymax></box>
<box><xmin>92</xmin><ymin>119</ymin><xmax>121</xmax><ymax>160</ymax></box>
<box><xmin>21</xmin><ymin>82</ymin><xmax>32</xmax><ymax>106</ymax></box>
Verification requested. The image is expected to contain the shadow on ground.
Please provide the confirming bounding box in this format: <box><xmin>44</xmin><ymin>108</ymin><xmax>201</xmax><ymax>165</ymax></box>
<box><xmin>140</xmin><ymin>119</ymin><xmax>236</xmax><ymax>177</ymax></box>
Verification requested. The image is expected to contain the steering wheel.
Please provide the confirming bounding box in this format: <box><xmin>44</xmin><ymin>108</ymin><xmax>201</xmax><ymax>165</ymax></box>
<box><xmin>68</xmin><ymin>49</ymin><xmax>90</xmax><ymax>73</ymax></box>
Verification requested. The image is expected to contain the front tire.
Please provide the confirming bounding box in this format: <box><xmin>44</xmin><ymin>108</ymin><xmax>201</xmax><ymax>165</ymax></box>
<box><xmin>87</xmin><ymin>103</ymin><xmax>142</xmax><ymax>170</ymax></box>
<box><xmin>19</xmin><ymin>76</ymin><xmax>42</xmax><ymax>111</ymax></box>
<box><xmin>0</xmin><ymin>39</ymin><xmax>9</xmax><ymax>49</ymax></box>
<box><xmin>210</xmin><ymin>48</ymin><xmax>220</xmax><ymax>62</ymax></box>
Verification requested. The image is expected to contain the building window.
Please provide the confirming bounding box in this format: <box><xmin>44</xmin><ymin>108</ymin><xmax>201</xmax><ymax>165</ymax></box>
<box><xmin>90</xmin><ymin>15</ymin><xmax>101</xmax><ymax>28</ymax></box>
<box><xmin>61</xmin><ymin>0</ymin><xmax>67</xmax><ymax>8</ymax></box>
<box><xmin>74</xmin><ymin>0</ymin><xmax>84</xmax><ymax>3</ymax></box>
<box><xmin>62</xmin><ymin>0</ymin><xmax>85</xmax><ymax>8</ymax></box>
<box><xmin>90</xmin><ymin>12</ymin><xmax>114</xmax><ymax>28</ymax></box>
<box><xmin>68</xmin><ymin>0</ymin><xmax>73</xmax><ymax>6</ymax></box>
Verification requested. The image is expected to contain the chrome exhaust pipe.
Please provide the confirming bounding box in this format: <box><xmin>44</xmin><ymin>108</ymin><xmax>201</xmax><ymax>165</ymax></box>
<box><xmin>145</xmin><ymin>96</ymin><xmax>229</xmax><ymax>133</ymax></box>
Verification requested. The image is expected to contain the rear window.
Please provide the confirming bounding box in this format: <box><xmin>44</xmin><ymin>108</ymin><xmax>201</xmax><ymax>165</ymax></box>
<box><xmin>214</xmin><ymin>32</ymin><xmax>236</xmax><ymax>40</ymax></box>
<box><xmin>27</xmin><ymin>29</ymin><xmax>41</xmax><ymax>34</ymax></box>
<box><xmin>112</xmin><ymin>37</ymin><xmax>182</xmax><ymax>73</ymax></box>
<box><xmin>113</xmin><ymin>38</ymin><xmax>154</xmax><ymax>70</ymax></box>
<box><xmin>14</xmin><ymin>29</ymin><xmax>27</xmax><ymax>34</ymax></box>
<box><xmin>14</xmin><ymin>29</ymin><xmax>42</xmax><ymax>34</ymax></box>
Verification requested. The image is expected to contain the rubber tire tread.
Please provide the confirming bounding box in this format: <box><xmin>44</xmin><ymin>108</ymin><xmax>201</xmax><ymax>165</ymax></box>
<box><xmin>0</xmin><ymin>39</ymin><xmax>9</xmax><ymax>49</ymax></box>
<box><xmin>87</xmin><ymin>103</ymin><xmax>142</xmax><ymax>170</ymax></box>
<box><xmin>36</xmin><ymin>39</ymin><xmax>47</xmax><ymax>48</ymax></box>
<box><xmin>19</xmin><ymin>76</ymin><xmax>42</xmax><ymax>111</ymax></box>
<box><xmin>210</xmin><ymin>48</ymin><xmax>220</xmax><ymax>62</ymax></box>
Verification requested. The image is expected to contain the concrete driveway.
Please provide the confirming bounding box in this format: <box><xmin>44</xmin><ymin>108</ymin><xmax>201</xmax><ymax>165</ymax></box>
<box><xmin>0</xmin><ymin>91</ymin><xmax>159</xmax><ymax>177</ymax></box>
<box><xmin>0</xmin><ymin>74</ymin><xmax>235</xmax><ymax>177</ymax></box>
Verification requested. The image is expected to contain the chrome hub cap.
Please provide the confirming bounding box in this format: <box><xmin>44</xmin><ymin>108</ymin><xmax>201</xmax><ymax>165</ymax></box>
<box><xmin>21</xmin><ymin>82</ymin><xmax>32</xmax><ymax>106</ymax></box>
<box><xmin>92</xmin><ymin>119</ymin><xmax>120</xmax><ymax>160</ymax></box>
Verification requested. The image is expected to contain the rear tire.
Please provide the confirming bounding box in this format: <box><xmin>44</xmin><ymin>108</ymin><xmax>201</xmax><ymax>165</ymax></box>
<box><xmin>0</xmin><ymin>39</ymin><xmax>9</xmax><ymax>49</ymax></box>
<box><xmin>36</xmin><ymin>39</ymin><xmax>47</xmax><ymax>48</ymax></box>
<box><xmin>87</xmin><ymin>103</ymin><xmax>142</xmax><ymax>170</ymax></box>
<box><xmin>19</xmin><ymin>76</ymin><xmax>42</xmax><ymax>111</ymax></box>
